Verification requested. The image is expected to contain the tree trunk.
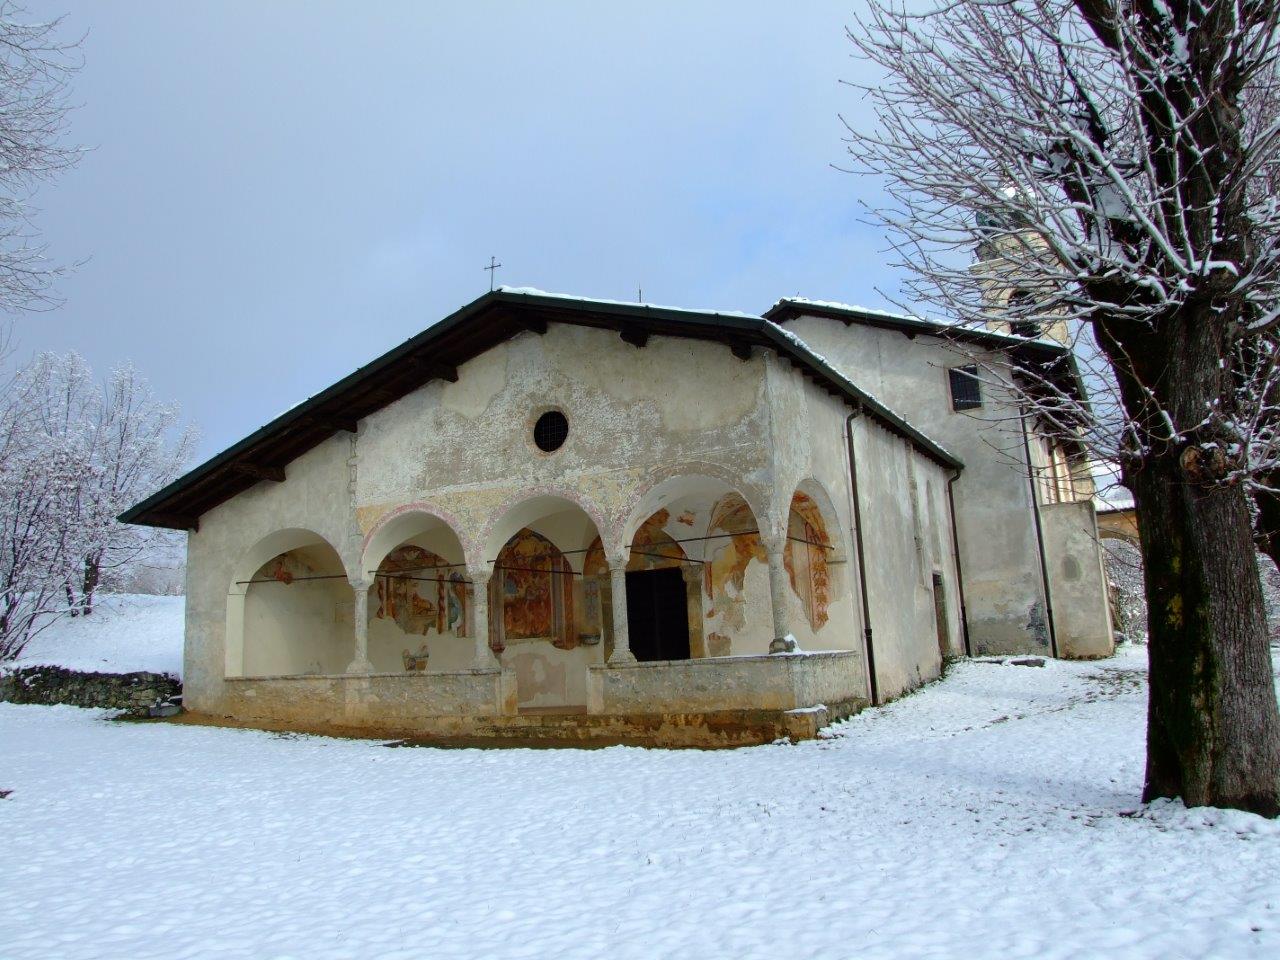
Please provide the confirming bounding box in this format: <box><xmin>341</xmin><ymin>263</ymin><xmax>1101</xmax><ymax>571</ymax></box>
<box><xmin>1130</xmin><ymin>448</ymin><xmax>1280</xmax><ymax>815</ymax></box>
<box><xmin>81</xmin><ymin>555</ymin><xmax>99</xmax><ymax>617</ymax></box>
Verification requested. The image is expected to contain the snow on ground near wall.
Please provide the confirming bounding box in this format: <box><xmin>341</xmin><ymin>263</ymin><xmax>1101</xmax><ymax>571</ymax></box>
<box><xmin>6</xmin><ymin>594</ymin><xmax>184</xmax><ymax>677</ymax></box>
<box><xmin>3</xmin><ymin>646</ymin><xmax>1279</xmax><ymax>960</ymax></box>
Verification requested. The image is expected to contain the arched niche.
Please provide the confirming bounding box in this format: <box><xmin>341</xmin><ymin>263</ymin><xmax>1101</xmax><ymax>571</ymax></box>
<box><xmin>363</xmin><ymin>509</ymin><xmax>471</xmax><ymax>673</ymax></box>
<box><xmin>620</xmin><ymin>475</ymin><xmax>770</xmax><ymax>658</ymax></box>
<box><xmin>484</xmin><ymin>494</ymin><xmax>607</xmax><ymax>711</ymax></box>
<box><xmin>226</xmin><ymin>529</ymin><xmax>350</xmax><ymax>678</ymax></box>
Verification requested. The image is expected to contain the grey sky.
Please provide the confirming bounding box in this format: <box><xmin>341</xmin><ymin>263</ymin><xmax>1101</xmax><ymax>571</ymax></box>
<box><xmin>19</xmin><ymin>2</ymin><xmax>900</xmax><ymax>461</ymax></box>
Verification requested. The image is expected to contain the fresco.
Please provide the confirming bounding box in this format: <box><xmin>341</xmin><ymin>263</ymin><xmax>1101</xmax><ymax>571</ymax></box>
<box><xmin>585</xmin><ymin>510</ymin><xmax>688</xmax><ymax>574</ymax></box>
<box><xmin>785</xmin><ymin>492</ymin><xmax>832</xmax><ymax>630</ymax></box>
<box><xmin>375</xmin><ymin>545</ymin><xmax>466</xmax><ymax>637</ymax></box>
<box><xmin>492</xmin><ymin>528</ymin><xmax>576</xmax><ymax>650</ymax></box>
<box><xmin>703</xmin><ymin>493</ymin><xmax>765</xmax><ymax>632</ymax></box>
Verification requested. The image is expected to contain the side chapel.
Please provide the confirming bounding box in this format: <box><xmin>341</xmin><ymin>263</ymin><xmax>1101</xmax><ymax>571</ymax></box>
<box><xmin>123</xmin><ymin>287</ymin><xmax>1113</xmax><ymax>745</ymax></box>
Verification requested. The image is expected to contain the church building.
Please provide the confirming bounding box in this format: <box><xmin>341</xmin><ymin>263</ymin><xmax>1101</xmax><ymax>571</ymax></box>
<box><xmin>122</xmin><ymin>287</ymin><xmax>1113</xmax><ymax>746</ymax></box>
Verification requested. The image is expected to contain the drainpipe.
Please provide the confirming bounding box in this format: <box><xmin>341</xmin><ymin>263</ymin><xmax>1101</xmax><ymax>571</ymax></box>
<box><xmin>845</xmin><ymin>410</ymin><xmax>878</xmax><ymax>706</ymax></box>
<box><xmin>1019</xmin><ymin>407</ymin><xmax>1059</xmax><ymax>659</ymax></box>
<box><xmin>945</xmin><ymin>470</ymin><xmax>972</xmax><ymax>657</ymax></box>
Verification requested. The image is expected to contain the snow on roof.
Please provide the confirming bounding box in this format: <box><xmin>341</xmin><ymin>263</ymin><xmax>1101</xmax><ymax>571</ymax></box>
<box><xmin>498</xmin><ymin>286</ymin><xmax>760</xmax><ymax>320</ymax></box>
<box><xmin>773</xmin><ymin>296</ymin><xmax>1064</xmax><ymax>350</ymax></box>
<box><xmin>773</xmin><ymin>296</ymin><xmax>931</xmax><ymax>325</ymax></box>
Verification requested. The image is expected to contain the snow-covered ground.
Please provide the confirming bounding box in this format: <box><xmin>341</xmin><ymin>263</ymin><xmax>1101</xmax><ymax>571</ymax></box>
<box><xmin>6</xmin><ymin>593</ymin><xmax>183</xmax><ymax>676</ymax></box>
<box><xmin>3</xmin><ymin>645</ymin><xmax>1279</xmax><ymax>960</ymax></box>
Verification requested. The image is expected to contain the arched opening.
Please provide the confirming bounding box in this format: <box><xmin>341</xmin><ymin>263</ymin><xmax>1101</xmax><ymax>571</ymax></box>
<box><xmin>785</xmin><ymin>488</ymin><xmax>836</xmax><ymax>632</ymax></box>
<box><xmin>485</xmin><ymin>495</ymin><xmax>606</xmax><ymax>711</ymax></box>
<box><xmin>228</xmin><ymin>530</ymin><xmax>350</xmax><ymax>678</ymax></box>
<box><xmin>585</xmin><ymin>511</ymin><xmax>693</xmax><ymax>662</ymax></box>
<box><xmin>364</xmin><ymin>510</ymin><xmax>470</xmax><ymax>672</ymax></box>
<box><xmin>620</xmin><ymin>475</ymin><xmax>770</xmax><ymax>658</ymax></box>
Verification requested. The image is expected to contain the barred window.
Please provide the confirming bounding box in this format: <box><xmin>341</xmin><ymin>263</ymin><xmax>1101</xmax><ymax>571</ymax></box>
<box><xmin>948</xmin><ymin>365</ymin><xmax>983</xmax><ymax>411</ymax></box>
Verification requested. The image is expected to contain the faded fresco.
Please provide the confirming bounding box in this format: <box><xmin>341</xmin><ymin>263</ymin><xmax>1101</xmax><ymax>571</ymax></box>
<box><xmin>703</xmin><ymin>493</ymin><xmax>765</xmax><ymax>632</ymax></box>
<box><xmin>375</xmin><ymin>545</ymin><xmax>467</xmax><ymax>637</ymax></box>
<box><xmin>258</xmin><ymin>550</ymin><xmax>325</xmax><ymax>585</ymax></box>
<box><xmin>492</xmin><ymin>528</ymin><xmax>576</xmax><ymax>651</ymax></box>
<box><xmin>785</xmin><ymin>492</ymin><xmax>831</xmax><ymax>630</ymax></box>
<box><xmin>585</xmin><ymin>510</ymin><xmax>688</xmax><ymax>574</ymax></box>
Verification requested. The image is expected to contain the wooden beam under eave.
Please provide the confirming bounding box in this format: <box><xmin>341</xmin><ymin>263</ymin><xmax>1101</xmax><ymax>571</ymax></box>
<box><xmin>232</xmin><ymin>463</ymin><xmax>286</xmax><ymax>483</ymax></box>
<box><xmin>147</xmin><ymin>512</ymin><xmax>199</xmax><ymax>532</ymax></box>
<box><xmin>516</xmin><ymin>317</ymin><xmax>548</xmax><ymax>336</ymax></box>
<box><xmin>407</xmin><ymin>356</ymin><xmax>459</xmax><ymax>383</ymax></box>
<box><xmin>297</xmin><ymin>415</ymin><xmax>358</xmax><ymax>434</ymax></box>
<box><xmin>620</xmin><ymin>329</ymin><xmax>649</xmax><ymax>349</ymax></box>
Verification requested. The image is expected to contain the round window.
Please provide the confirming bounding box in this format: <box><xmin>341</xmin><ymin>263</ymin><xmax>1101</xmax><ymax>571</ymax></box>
<box><xmin>533</xmin><ymin>410</ymin><xmax>569</xmax><ymax>453</ymax></box>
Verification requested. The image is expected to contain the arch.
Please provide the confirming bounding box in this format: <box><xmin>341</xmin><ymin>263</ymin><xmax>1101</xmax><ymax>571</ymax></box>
<box><xmin>623</xmin><ymin>464</ymin><xmax>770</xmax><ymax>550</ymax></box>
<box><xmin>361</xmin><ymin>505</ymin><xmax>472</xmax><ymax>673</ymax></box>
<box><xmin>785</xmin><ymin>486</ymin><xmax>837</xmax><ymax>632</ymax></box>
<box><xmin>791</xmin><ymin>477</ymin><xmax>848</xmax><ymax>562</ymax></box>
<box><xmin>483</xmin><ymin>491</ymin><xmax>609</xmax><ymax>711</ymax></box>
<box><xmin>480</xmin><ymin>487</ymin><xmax>611</xmax><ymax>565</ymax></box>
<box><xmin>616</xmin><ymin>471</ymin><xmax>776</xmax><ymax>658</ymax></box>
<box><xmin>492</xmin><ymin>528</ymin><xmax>577</xmax><ymax>652</ymax></box>
<box><xmin>225</xmin><ymin>528</ymin><xmax>350</xmax><ymax>678</ymax></box>
<box><xmin>361</xmin><ymin>502</ymin><xmax>472</xmax><ymax>581</ymax></box>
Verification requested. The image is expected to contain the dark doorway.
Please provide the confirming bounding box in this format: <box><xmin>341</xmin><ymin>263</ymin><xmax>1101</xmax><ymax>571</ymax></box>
<box><xmin>625</xmin><ymin>567</ymin><xmax>691</xmax><ymax>662</ymax></box>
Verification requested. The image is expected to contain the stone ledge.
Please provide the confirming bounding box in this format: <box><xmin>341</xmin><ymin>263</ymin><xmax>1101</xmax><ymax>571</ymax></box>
<box><xmin>225</xmin><ymin>667</ymin><xmax>505</xmax><ymax>682</ymax></box>
<box><xmin>172</xmin><ymin>697</ymin><xmax>868</xmax><ymax>749</ymax></box>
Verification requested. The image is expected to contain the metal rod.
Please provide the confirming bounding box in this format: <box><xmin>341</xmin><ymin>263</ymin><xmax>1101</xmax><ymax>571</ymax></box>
<box><xmin>235</xmin><ymin>573</ymin><xmax>350</xmax><ymax>585</ymax></box>
<box><xmin>369</xmin><ymin>561</ymin><xmax>467</xmax><ymax>575</ymax></box>
<box><xmin>491</xmin><ymin>564</ymin><xmax>583</xmax><ymax>578</ymax></box>
<box><xmin>374</xmin><ymin>573</ymin><xmax>472</xmax><ymax>585</ymax></box>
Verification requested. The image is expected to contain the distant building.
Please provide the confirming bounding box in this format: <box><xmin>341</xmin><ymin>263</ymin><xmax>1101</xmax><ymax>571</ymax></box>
<box><xmin>123</xmin><ymin>288</ymin><xmax>1112</xmax><ymax>746</ymax></box>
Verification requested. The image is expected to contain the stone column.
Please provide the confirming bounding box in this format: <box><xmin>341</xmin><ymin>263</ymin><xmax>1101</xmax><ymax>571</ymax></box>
<box><xmin>346</xmin><ymin>581</ymin><xmax>374</xmax><ymax>674</ymax></box>
<box><xmin>469</xmin><ymin>569</ymin><xmax>498</xmax><ymax>668</ymax></box>
<box><xmin>681</xmin><ymin>564</ymin><xmax>706</xmax><ymax>658</ymax></box>
<box><xmin>608</xmin><ymin>559</ymin><xmax>635</xmax><ymax>664</ymax></box>
<box><xmin>766</xmin><ymin>543</ymin><xmax>797</xmax><ymax>654</ymax></box>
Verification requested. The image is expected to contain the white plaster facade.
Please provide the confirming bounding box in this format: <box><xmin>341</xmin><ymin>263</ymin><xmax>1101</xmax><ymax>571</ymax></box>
<box><xmin>130</xmin><ymin>290</ymin><xmax>1110</xmax><ymax>745</ymax></box>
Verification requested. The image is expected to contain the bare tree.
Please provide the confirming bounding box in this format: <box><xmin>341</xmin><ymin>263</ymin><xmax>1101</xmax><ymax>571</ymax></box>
<box><xmin>0</xmin><ymin>353</ymin><xmax>194</xmax><ymax>659</ymax></box>
<box><xmin>844</xmin><ymin>0</ymin><xmax>1280</xmax><ymax>813</ymax></box>
<box><xmin>0</xmin><ymin>2</ymin><xmax>79</xmax><ymax>312</ymax></box>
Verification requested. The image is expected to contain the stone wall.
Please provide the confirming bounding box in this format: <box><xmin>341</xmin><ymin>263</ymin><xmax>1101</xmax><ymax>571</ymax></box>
<box><xmin>0</xmin><ymin>666</ymin><xmax>181</xmax><ymax>715</ymax></box>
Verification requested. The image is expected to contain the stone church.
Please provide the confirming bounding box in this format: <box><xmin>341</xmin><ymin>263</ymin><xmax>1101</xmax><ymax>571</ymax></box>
<box><xmin>122</xmin><ymin>287</ymin><xmax>1112</xmax><ymax>746</ymax></box>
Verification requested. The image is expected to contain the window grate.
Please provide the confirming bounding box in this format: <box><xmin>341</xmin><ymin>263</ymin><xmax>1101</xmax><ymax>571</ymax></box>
<box><xmin>948</xmin><ymin>365</ymin><xmax>983</xmax><ymax>411</ymax></box>
<box><xmin>533</xmin><ymin>410</ymin><xmax>569</xmax><ymax>452</ymax></box>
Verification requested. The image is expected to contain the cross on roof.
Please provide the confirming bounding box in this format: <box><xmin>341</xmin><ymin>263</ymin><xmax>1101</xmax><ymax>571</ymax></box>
<box><xmin>484</xmin><ymin>256</ymin><xmax>502</xmax><ymax>292</ymax></box>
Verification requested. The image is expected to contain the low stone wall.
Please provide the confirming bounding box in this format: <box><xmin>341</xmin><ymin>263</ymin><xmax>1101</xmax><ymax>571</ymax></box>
<box><xmin>219</xmin><ymin>667</ymin><xmax>515</xmax><ymax>730</ymax></box>
<box><xmin>0</xmin><ymin>666</ymin><xmax>181</xmax><ymax>715</ymax></box>
<box><xmin>588</xmin><ymin>650</ymin><xmax>866</xmax><ymax>715</ymax></box>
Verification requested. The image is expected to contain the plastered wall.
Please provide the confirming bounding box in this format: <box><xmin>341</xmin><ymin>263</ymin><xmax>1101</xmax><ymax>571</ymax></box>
<box><xmin>779</xmin><ymin>315</ymin><xmax>1108</xmax><ymax>657</ymax></box>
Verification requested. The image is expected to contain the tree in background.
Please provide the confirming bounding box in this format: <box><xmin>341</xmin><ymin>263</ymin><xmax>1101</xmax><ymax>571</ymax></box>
<box><xmin>0</xmin><ymin>2</ymin><xmax>79</xmax><ymax>313</ymax></box>
<box><xmin>0</xmin><ymin>353</ymin><xmax>194</xmax><ymax>660</ymax></box>
<box><xmin>844</xmin><ymin>0</ymin><xmax>1280</xmax><ymax>813</ymax></box>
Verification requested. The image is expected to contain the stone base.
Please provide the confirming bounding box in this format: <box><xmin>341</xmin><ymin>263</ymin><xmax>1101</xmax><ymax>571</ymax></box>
<box><xmin>171</xmin><ymin>697</ymin><xmax>866</xmax><ymax>749</ymax></box>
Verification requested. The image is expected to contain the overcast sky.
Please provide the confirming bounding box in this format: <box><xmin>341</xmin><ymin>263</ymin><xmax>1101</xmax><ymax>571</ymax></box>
<box><xmin>18</xmin><ymin>2</ymin><xmax>901</xmax><ymax>461</ymax></box>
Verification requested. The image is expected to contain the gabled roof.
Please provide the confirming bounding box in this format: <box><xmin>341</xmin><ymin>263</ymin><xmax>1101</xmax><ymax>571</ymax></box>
<box><xmin>764</xmin><ymin>297</ymin><xmax>1071</xmax><ymax>358</ymax></box>
<box><xmin>120</xmin><ymin>288</ymin><xmax>962</xmax><ymax>531</ymax></box>
<box><xmin>767</xmin><ymin>296</ymin><xmax>1091</xmax><ymax>414</ymax></box>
